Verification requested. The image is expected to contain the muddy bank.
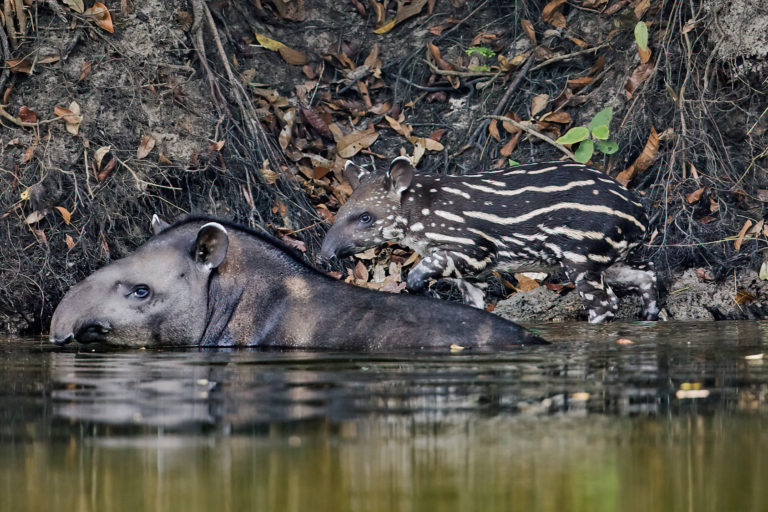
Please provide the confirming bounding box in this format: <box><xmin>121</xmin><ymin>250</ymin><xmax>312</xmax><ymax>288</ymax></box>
<box><xmin>495</xmin><ymin>268</ymin><xmax>768</xmax><ymax>323</ymax></box>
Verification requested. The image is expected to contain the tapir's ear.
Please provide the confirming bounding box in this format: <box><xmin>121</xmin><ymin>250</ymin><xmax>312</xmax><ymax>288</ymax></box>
<box><xmin>151</xmin><ymin>214</ymin><xmax>171</xmax><ymax>235</ymax></box>
<box><xmin>193</xmin><ymin>222</ymin><xmax>229</xmax><ymax>269</ymax></box>
<box><xmin>386</xmin><ymin>156</ymin><xmax>414</xmax><ymax>196</ymax></box>
<box><xmin>343</xmin><ymin>160</ymin><xmax>370</xmax><ymax>190</ymax></box>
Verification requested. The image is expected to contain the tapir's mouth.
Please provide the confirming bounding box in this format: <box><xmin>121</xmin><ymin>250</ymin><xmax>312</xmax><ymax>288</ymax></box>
<box><xmin>50</xmin><ymin>320</ymin><xmax>113</xmax><ymax>345</ymax></box>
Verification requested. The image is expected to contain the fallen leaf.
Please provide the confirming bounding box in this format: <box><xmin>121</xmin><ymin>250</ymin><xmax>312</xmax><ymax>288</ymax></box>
<box><xmin>685</xmin><ymin>187</ymin><xmax>705</xmax><ymax>204</ymax></box>
<box><xmin>616</xmin><ymin>338</ymin><xmax>634</xmax><ymax>345</ymax></box>
<box><xmin>521</xmin><ymin>19</ymin><xmax>536</xmax><ymax>44</ymax></box>
<box><xmin>336</xmin><ymin>127</ymin><xmax>379</xmax><ymax>158</ymax></box>
<box><xmin>25</xmin><ymin>211</ymin><xmax>47</xmax><ymax>225</ymax></box>
<box><xmin>531</xmin><ymin>94</ymin><xmax>549</xmax><ymax>117</ymax></box>
<box><xmin>542</xmin><ymin>0</ymin><xmax>566</xmax><ymax>27</ymax></box>
<box><xmin>735</xmin><ymin>289</ymin><xmax>756</xmax><ymax>305</ymax></box>
<box><xmin>638</xmin><ymin>46</ymin><xmax>652</xmax><ymax>64</ymax></box>
<box><xmin>514</xmin><ymin>273</ymin><xmax>540</xmax><ymax>292</ymax></box>
<box><xmin>18</xmin><ymin>106</ymin><xmax>37</xmax><ymax>123</ymax></box>
<box><xmin>54</xmin><ymin>206</ymin><xmax>72</xmax><ymax>225</ymax></box>
<box><xmin>500</xmin><ymin>132</ymin><xmax>521</xmax><ymax>156</ymax></box>
<box><xmin>625</xmin><ymin>62</ymin><xmax>654</xmax><ymax>99</ymax></box>
<box><xmin>373</xmin><ymin>0</ymin><xmax>428</xmax><ymax>34</ymax></box>
<box><xmin>65</xmin><ymin>234</ymin><xmax>75</xmax><ymax>250</ymax></box>
<box><xmin>634</xmin><ymin>0</ymin><xmax>651</xmax><ymax>19</ymax></box>
<box><xmin>254</xmin><ymin>33</ymin><xmax>308</xmax><ymax>65</ymax></box>
<box><xmin>62</xmin><ymin>0</ymin><xmax>84</xmax><ymax>13</ymax></box>
<box><xmin>136</xmin><ymin>134</ymin><xmax>156</xmax><ymax>159</ymax></box>
<box><xmin>54</xmin><ymin>102</ymin><xmax>83</xmax><ymax>135</ymax></box>
<box><xmin>734</xmin><ymin>219</ymin><xmax>753</xmax><ymax>251</ymax></box>
<box><xmin>84</xmin><ymin>2</ymin><xmax>115</xmax><ymax>33</ymax></box>
<box><xmin>615</xmin><ymin>126</ymin><xmax>658</xmax><ymax>185</ymax></box>
<box><xmin>449</xmin><ymin>343</ymin><xmax>465</xmax><ymax>352</ymax></box>
<box><xmin>353</xmin><ymin>260</ymin><xmax>369</xmax><ymax>281</ymax></box>
<box><xmin>488</xmin><ymin>119</ymin><xmax>501</xmax><ymax>141</ymax></box>
<box><xmin>6</xmin><ymin>58</ymin><xmax>33</xmax><ymax>74</ymax></box>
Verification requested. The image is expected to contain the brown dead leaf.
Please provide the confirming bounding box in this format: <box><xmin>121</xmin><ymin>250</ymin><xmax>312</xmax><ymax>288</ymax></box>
<box><xmin>136</xmin><ymin>134</ymin><xmax>156</xmax><ymax>159</ymax></box>
<box><xmin>25</xmin><ymin>210</ymin><xmax>47</xmax><ymax>225</ymax></box>
<box><xmin>65</xmin><ymin>234</ymin><xmax>75</xmax><ymax>250</ymax></box>
<box><xmin>521</xmin><ymin>19</ymin><xmax>536</xmax><ymax>44</ymax></box>
<box><xmin>625</xmin><ymin>62</ymin><xmax>654</xmax><ymax>99</ymax></box>
<box><xmin>18</xmin><ymin>106</ymin><xmax>37</xmax><ymax>124</ymax></box>
<box><xmin>336</xmin><ymin>126</ymin><xmax>380</xmax><ymax>158</ymax></box>
<box><xmin>634</xmin><ymin>0</ymin><xmax>651</xmax><ymax>19</ymax></box>
<box><xmin>514</xmin><ymin>273</ymin><xmax>540</xmax><ymax>292</ymax></box>
<box><xmin>278</xmin><ymin>46</ymin><xmax>309</xmax><ymax>66</ymax></box>
<box><xmin>353</xmin><ymin>260</ymin><xmax>369</xmax><ymax>281</ymax></box>
<box><xmin>84</xmin><ymin>3</ymin><xmax>115</xmax><ymax>33</ymax></box>
<box><xmin>540</xmin><ymin>111</ymin><xmax>571</xmax><ymax>124</ymax></box>
<box><xmin>500</xmin><ymin>132</ymin><xmax>521</xmax><ymax>156</ymax></box>
<box><xmin>616</xmin><ymin>338</ymin><xmax>634</xmax><ymax>345</ymax></box>
<box><xmin>531</xmin><ymin>94</ymin><xmax>549</xmax><ymax>117</ymax></box>
<box><xmin>734</xmin><ymin>219</ymin><xmax>753</xmax><ymax>251</ymax></box>
<box><xmin>615</xmin><ymin>126</ymin><xmax>658</xmax><ymax>185</ymax></box>
<box><xmin>373</xmin><ymin>0</ymin><xmax>428</xmax><ymax>34</ymax></box>
<box><xmin>6</xmin><ymin>58</ymin><xmax>33</xmax><ymax>74</ymax></box>
<box><xmin>489</xmin><ymin>119</ymin><xmax>501</xmax><ymax>141</ymax></box>
<box><xmin>79</xmin><ymin>61</ymin><xmax>93</xmax><ymax>81</ymax></box>
<box><xmin>638</xmin><ymin>46</ymin><xmax>652</xmax><ymax>64</ymax></box>
<box><xmin>384</xmin><ymin>115</ymin><xmax>413</xmax><ymax>139</ymax></box>
<box><xmin>542</xmin><ymin>0</ymin><xmax>567</xmax><ymax>28</ymax></box>
<box><xmin>62</xmin><ymin>0</ymin><xmax>84</xmax><ymax>13</ymax></box>
<box><xmin>55</xmin><ymin>206</ymin><xmax>72</xmax><ymax>225</ymax></box>
<box><xmin>686</xmin><ymin>187</ymin><xmax>705</xmax><ymax>204</ymax></box>
<box><xmin>567</xmin><ymin>76</ymin><xmax>594</xmax><ymax>90</ymax></box>
<box><xmin>695</xmin><ymin>268</ymin><xmax>714</xmax><ymax>281</ymax></box>
<box><xmin>735</xmin><ymin>289</ymin><xmax>756</xmax><ymax>305</ymax></box>
<box><xmin>54</xmin><ymin>102</ymin><xmax>83</xmax><ymax>135</ymax></box>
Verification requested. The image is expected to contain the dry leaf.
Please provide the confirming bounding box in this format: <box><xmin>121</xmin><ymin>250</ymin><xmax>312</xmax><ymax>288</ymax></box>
<box><xmin>616</xmin><ymin>338</ymin><xmax>634</xmax><ymax>345</ymax></box>
<box><xmin>55</xmin><ymin>206</ymin><xmax>72</xmax><ymax>225</ymax></box>
<box><xmin>54</xmin><ymin>102</ymin><xmax>83</xmax><ymax>135</ymax></box>
<box><xmin>634</xmin><ymin>0</ymin><xmax>651</xmax><ymax>19</ymax></box>
<box><xmin>514</xmin><ymin>273</ymin><xmax>540</xmax><ymax>292</ymax></box>
<box><xmin>62</xmin><ymin>0</ymin><xmax>84</xmax><ymax>13</ymax></box>
<box><xmin>735</xmin><ymin>289</ymin><xmax>756</xmax><ymax>305</ymax></box>
<box><xmin>84</xmin><ymin>3</ymin><xmax>115</xmax><ymax>33</ymax></box>
<box><xmin>25</xmin><ymin>211</ymin><xmax>46</xmax><ymax>225</ymax></box>
<box><xmin>734</xmin><ymin>219</ymin><xmax>753</xmax><ymax>251</ymax></box>
<box><xmin>255</xmin><ymin>33</ymin><xmax>308</xmax><ymax>65</ymax></box>
<box><xmin>615</xmin><ymin>126</ymin><xmax>658</xmax><ymax>185</ymax></box>
<box><xmin>638</xmin><ymin>46</ymin><xmax>652</xmax><ymax>64</ymax></box>
<box><xmin>136</xmin><ymin>135</ymin><xmax>156</xmax><ymax>159</ymax></box>
<box><xmin>521</xmin><ymin>19</ymin><xmax>536</xmax><ymax>44</ymax></box>
<box><xmin>353</xmin><ymin>260</ymin><xmax>369</xmax><ymax>281</ymax></box>
<box><xmin>6</xmin><ymin>58</ymin><xmax>33</xmax><ymax>74</ymax></box>
<box><xmin>18</xmin><ymin>106</ymin><xmax>37</xmax><ymax>123</ymax></box>
<box><xmin>531</xmin><ymin>94</ymin><xmax>549</xmax><ymax>117</ymax></box>
<box><xmin>65</xmin><ymin>234</ymin><xmax>75</xmax><ymax>250</ymax></box>
<box><xmin>542</xmin><ymin>0</ymin><xmax>567</xmax><ymax>28</ymax></box>
<box><xmin>489</xmin><ymin>119</ymin><xmax>501</xmax><ymax>141</ymax></box>
<box><xmin>373</xmin><ymin>0</ymin><xmax>428</xmax><ymax>34</ymax></box>
<box><xmin>336</xmin><ymin>127</ymin><xmax>380</xmax><ymax>158</ymax></box>
<box><xmin>685</xmin><ymin>187</ymin><xmax>705</xmax><ymax>204</ymax></box>
<box><xmin>500</xmin><ymin>132</ymin><xmax>521</xmax><ymax>156</ymax></box>
<box><xmin>449</xmin><ymin>344</ymin><xmax>465</xmax><ymax>353</ymax></box>
<box><xmin>625</xmin><ymin>62</ymin><xmax>654</xmax><ymax>99</ymax></box>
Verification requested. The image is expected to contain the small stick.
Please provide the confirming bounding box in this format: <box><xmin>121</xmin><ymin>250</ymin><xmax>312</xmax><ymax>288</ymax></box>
<box><xmin>480</xmin><ymin>114</ymin><xmax>576</xmax><ymax>160</ymax></box>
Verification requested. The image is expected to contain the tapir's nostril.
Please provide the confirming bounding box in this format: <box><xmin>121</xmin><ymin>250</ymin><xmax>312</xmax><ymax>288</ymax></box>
<box><xmin>50</xmin><ymin>333</ymin><xmax>74</xmax><ymax>346</ymax></box>
<box><xmin>74</xmin><ymin>321</ymin><xmax>112</xmax><ymax>344</ymax></box>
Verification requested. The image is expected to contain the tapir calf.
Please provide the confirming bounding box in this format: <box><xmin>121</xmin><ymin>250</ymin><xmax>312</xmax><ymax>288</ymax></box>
<box><xmin>319</xmin><ymin>157</ymin><xmax>659</xmax><ymax>323</ymax></box>
<box><xmin>49</xmin><ymin>216</ymin><xmax>545</xmax><ymax>348</ymax></box>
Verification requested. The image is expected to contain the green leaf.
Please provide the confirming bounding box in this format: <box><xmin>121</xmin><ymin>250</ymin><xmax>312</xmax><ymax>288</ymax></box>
<box><xmin>507</xmin><ymin>159</ymin><xmax>520</xmax><ymax>166</ymax></box>
<box><xmin>588</xmin><ymin>107</ymin><xmax>613</xmax><ymax>132</ymax></box>
<box><xmin>595</xmin><ymin>139</ymin><xmax>619</xmax><ymax>155</ymax></box>
<box><xmin>465</xmin><ymin>46</ymin><xmax>496</xmax><ymax>58</ymax></box>
<box><xmin>634</xmin><ymin>21</ymin><xmax>648</xmax><ymax>50</ymax></box>
<box><xmin>556</xmin><ymin>126</ymin><xmax>590</xmax><ymax>145</ymax></box>
<box><xmin>574</xmin><ymin>139</ymin><xmax>594</xmax><ymax>163</ymax></box>
<box><xmin>591</xmin><ymin>124</ymin><xmax>610</xmax><ymax>140</ymax></box>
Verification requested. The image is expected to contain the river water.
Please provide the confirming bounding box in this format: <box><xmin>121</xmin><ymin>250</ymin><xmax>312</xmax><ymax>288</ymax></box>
<box><xmin>1</xmin><ymin>321</ymin><xmax>766</xmax><ymax>512</ymax></box>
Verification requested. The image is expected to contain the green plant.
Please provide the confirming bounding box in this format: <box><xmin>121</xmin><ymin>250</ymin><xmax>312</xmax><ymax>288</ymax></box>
<box><xmin>465</xmin><ymin>46</ymin><xmax>496</xmax><ymax>58</ymax></box>
<box><xmin>555</xmin><ymin>107</ymin><xmax>619</xmax><ymax>163</ymax></box>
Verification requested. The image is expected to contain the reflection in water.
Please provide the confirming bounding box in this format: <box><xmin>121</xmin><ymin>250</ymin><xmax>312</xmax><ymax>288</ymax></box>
<box><xmin>0</xmin><ymin>321</ymin><xmax>767</xmax><ymax>512</ymax></box>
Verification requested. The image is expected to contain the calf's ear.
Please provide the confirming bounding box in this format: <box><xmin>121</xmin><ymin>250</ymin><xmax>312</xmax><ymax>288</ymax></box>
<box><xmin>151</xmin><ymin>214</ymin><xmax>171</xmax><ymax>235</ymax></box>
<box><xmin>387</xmin><ymin>156</ymin><xmax>414</xmax><ymax>197</ymax></box>
<box><xmin>343</xmin><ymin>160</ymin><xmax>370</xmax><ymax>190</ymax></box>
<box><xmin>193</xmin><ymin>222</ymin><xmax>229</xmax><ymax>269</ymax></box>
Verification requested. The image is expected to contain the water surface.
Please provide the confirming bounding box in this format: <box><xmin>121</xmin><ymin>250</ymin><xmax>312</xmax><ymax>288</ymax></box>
<box><xmin>1</xmin><ymin>321</ymin><xmax>766</xmax><ymax>511</ymax></box>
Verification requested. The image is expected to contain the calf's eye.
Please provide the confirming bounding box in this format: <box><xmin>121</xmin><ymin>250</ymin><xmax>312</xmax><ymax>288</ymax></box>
<box><xmin>358</xmin><ymin>212</ymin><xmax>373</xmax><ymax>225</ymax></box>
<box><xmin>130</xmin><ymin>285</ymin><xmax>151</xmax><ymax>299</ymax></box>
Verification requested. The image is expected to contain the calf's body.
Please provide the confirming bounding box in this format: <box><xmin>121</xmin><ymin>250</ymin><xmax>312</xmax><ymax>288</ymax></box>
<box><xmin>320</xmin><ymin>158</ymin><xmax>659</xmax><ymax>323</ymax></box>
<box><xmin>49</xmin><ymin>217</ymin><xmax>545</xmax><ymax>348</ymax></box>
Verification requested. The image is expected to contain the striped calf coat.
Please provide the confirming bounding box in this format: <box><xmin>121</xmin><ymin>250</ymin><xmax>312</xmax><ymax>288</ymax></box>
<box><xmin>319</xmin><ymin>157</ymin><xmax>658</xmax><ymax>323</ymax></box>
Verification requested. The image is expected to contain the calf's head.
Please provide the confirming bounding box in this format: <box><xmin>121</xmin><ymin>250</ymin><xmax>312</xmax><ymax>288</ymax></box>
<box><xmin>319</xmin><ymin>157</ymin><xmax>415</xmax><ymax>262</ymax></box>
<box><xmin>50</xmin><ymin>222</ymin><xmax>229</xmax><ymax>347</ymax></box>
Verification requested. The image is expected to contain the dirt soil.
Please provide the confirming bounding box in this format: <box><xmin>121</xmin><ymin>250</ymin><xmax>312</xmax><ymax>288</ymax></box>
<box><xmin>1</xmin><ymin>0</ymin><xmax>768</xmax><ymax>334</ymax></box>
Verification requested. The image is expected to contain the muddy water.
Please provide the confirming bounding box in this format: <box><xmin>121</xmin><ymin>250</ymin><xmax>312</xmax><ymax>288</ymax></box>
<box><xmin>1</xmin><ymin>321</ymin><xmax>766</xmax><ymax>512</ymax></box>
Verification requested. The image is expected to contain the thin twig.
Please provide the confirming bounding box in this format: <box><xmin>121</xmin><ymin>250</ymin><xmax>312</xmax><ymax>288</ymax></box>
<box><xmin>480</xmin><ymin>114</ymin><xmax>576</xmax><ymax>160</ymax></box>
<box><xmin>530</xmin><ymin>43</ymin><xmax>611</xmax><ymax>72</ymax></box>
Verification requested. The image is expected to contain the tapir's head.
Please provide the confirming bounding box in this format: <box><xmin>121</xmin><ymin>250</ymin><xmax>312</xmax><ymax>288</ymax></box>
<box><xmin>49</xmin><ymin>219</ymin><xmax>230</xmax><ymax>347</ymax></box>
<box><xmin>319</xmin><ymin>157</ymin><xmax>415</xmax><ymax>262</ymax></box>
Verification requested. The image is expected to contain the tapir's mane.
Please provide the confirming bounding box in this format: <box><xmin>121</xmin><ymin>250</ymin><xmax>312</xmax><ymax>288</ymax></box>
<box><xmin>160</xmin><ymin>215</ymin><xmax>332</xmax><ymax>278</ymax></box>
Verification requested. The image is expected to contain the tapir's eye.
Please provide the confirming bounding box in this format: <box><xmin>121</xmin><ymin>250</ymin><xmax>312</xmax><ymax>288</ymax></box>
<box><xmin>129</xmin><ymin>285</ymin><xmax>151</xmax><ymax>300</ymax></box>
<box><xmin>358</xmin><ymin>212</ymin><xmax>373</xmax><ymax>225</ymax></box>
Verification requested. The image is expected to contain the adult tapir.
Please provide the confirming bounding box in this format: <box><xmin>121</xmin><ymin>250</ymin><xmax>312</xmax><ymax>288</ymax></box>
<box><xmin>49</xmin><ymin>216</ymin><xmax>546</xmax><ymax>349</ymax></box>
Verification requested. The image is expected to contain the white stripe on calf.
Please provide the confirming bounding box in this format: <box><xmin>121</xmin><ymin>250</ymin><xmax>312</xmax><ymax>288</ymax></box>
<box><xmin>442</xmin><ymin>187</ymin><xmax>471</xmax><ymax>199</ymax></box>
<box><xmin>425</xmin><ymin>232</ymin><xmax>475</xmax><ymax>244</ymax></box>
<box><xmin>464</xmin><ymin>202</ymin><xmax>647</xmax><ymax>230</ymax></box>
<box><xmin>434</xmin><ymin>210</ymin><xmax>466</xmax><ymax>223</ymax></box>
<box><xmin>461</xmin><ymin>179</ymin><xmax>595</xmax><ymax>197</ymax></box>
